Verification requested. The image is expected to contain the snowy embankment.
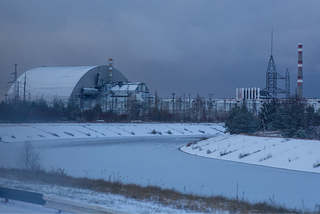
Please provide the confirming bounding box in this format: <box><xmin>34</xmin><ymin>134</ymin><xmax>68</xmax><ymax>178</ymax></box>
<box><xmin>2</xmin><ymin>123</ymin><xmax>320</xmax><ymax>174</ymax></box>
<box><xmin>0</xmin><ymin>177</ymin><xmax>199</xmax><ymax>214</ymax></box>
<box><xmin>0</xmin><ymin>123</ymin><xmax>224</xmax><ymax>143</ymax></box>
<box><xmin>180</xmin><ymin>133</ymin><xmax>320</xmax><ymax>174</ymax></box>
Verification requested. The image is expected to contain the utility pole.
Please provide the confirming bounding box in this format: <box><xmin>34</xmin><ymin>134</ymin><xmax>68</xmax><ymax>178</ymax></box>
<box><xmin>183</xmin><ymin>93</ymin><xmax>185</xmax><ymax>121</ymax></box>
<box><xmin>172</xmin><ymin>93</ymin><xmax>175</xmax><ymax>114</ymax></box>
<box><xmin>8</xmin><ymin>64</ymin><xmax>19</xmax><ymax>103</ymax></box>
<box><xmin>23</xmin><ymin>74</ymin><xmax>27</xmax><ymax>102</ymax></box>
<box><xmin>208</xmin><ymin>94</ymin><xmax>214</xmax><ymax>119</ymax></box>
<box><xmin>189</xmin><ymin>93</ymin><xmax>191</xmax><ymax>120</ymax></box>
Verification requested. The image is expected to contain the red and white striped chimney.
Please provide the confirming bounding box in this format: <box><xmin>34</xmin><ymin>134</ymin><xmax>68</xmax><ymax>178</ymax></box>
<box><xmin>297</xmin><ymin>43</ymin><xmax>303</xmax><ymax>99</ymax></box>
<box><xmin>108</xmin><ymin>58</ymin><xmax>113</xmax><ymax>83</ymax></box>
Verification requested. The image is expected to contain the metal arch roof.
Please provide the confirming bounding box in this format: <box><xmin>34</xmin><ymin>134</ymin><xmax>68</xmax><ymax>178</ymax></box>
<box><xmin>8</xmin><ymin>66</ymin><xmax>97</xmax><ymax>101</ymax></box>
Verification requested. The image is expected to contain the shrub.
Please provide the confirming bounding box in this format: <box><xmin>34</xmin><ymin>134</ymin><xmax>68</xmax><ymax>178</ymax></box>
<box><xmin>50</xmin><ymin>167</ymin><xmax>67</xmax><ymax>176</ymax></box>
<box><xmin>64</xmin><ymin>132</ymin><xmax>74</xmax><ymax>137</ymax></box>
<box><xmin>239</xmin><ymin>153</ymin><xmax>250</xmax><ymax>159</ymax></box>
<box><xmin>16</xmin><ymin>141</ymin><xmax>42</xmax><ymax>171</ymax></box>
<box><xmin>259</xmin><ymin>153</ymin><xmax>273</xmax><ymax>162</ymax></box>
<box><xmin>150</xmin><ymin>129</ymin><xmax>162</xmax><ymax>135</ymax></box>
<box><xmin>186</xmin><ymin>142</ymin><xmax>193</xmax><ymax>147</ymax></box>
<box><xmin>220</xmin><ymin>150</ymin><xmax>233</xmax><ymax>156</ymax></box>
<box><xmin>313</xmin><ymin>159</ymin><xmax>320</xmax><ymax>168</ymax></box>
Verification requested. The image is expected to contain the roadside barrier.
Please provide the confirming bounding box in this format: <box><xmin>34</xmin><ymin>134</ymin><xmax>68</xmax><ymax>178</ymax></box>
<box><xmin>0</xmin><ymin>187</ymin><xmax>131</xmax><ymax>214</ymax></box>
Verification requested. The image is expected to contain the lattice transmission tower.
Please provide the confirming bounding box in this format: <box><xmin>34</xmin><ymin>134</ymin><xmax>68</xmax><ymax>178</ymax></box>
<box><xmin>262</xmin><ymin>28</ymin><xmax>288</xmax><ymax>100</ymax></box>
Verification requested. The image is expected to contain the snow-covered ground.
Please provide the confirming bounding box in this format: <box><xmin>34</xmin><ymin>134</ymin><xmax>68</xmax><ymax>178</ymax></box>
<box><xmin>0</xmin><ymin>123</ymin><xmax>224</xmax><ymax>143</ymax></box>
<box><xmin>180</xmin><ymin>133</ymin><xmax>320</xmax><ymax>174</ymax></box>
<box><xmin>0</xmin><ymin>123</ymin><xmax>224</xmax><ymax>213</ymax></box>
<box><xmin>0</xmin><ymin>177</ymin><xmax>201</xmax><ymax>214</ymax></box>
<box><xmin>0</xmin><ymin>199</ymin><xmax>59</xmax><ymax>214</ymax></box>
<box><xmin>1</xmin><ymin>123</ymin><xmax>320</xmax><ymax>211</ymax></box>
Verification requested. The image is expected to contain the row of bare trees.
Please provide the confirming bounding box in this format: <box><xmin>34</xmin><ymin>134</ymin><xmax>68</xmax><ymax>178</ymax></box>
<box><xmin>0</xmin><ymin>93</ymin><xmax>230</xmax><ymax>123</ymax></box>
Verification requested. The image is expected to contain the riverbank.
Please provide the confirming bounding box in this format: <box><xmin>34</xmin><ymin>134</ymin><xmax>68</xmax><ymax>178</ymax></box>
<box><xmin>0</xmin><ymin>123</ymin><xmax>224</xmax><ymax>143</ymax></box>
<box><xmin>180</xmin><ymin>133</ymin><xmax>320</xmax><ymax>174</ymax></box>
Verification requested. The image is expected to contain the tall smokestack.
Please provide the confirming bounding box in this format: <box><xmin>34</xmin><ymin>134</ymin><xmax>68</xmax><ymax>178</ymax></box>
<box><xmin>108</xmin><ymin>58</ymin><xmax>113</xmax><ymax>83</ymax></box>
<box><xmin>297</xmin><ymin>43</ymin><xmax>303</xmax><ymax>99</ymax></box>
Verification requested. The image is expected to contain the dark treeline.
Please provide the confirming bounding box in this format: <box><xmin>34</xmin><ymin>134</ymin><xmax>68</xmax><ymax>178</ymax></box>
<box><xmin>225</xmin><ymin>99</ymin><xmax>320</xmax><ymax>139</ymax></box>
<box><xmin>0</xmin><ymin>99</ymin><xmax>227</xmax><ymax>123</ymax></box>
<box><xmin>0</xmin><ymin>100</ymin><xmax>81</xmax><ymax>123</ymax></box>
<box><xmin>4</xmin><ymin>98</ymin><xmax>320</xmax><ymax>139</ymax></box>
<box><xmin>0</xmin><ymin>100</ymin><xmax>115</xmax><ymax>123</ymax></box>
<box><xmin>259</xmin><ymin>100</ymin><xmax>320</xmax><ymax>138</ymax></box>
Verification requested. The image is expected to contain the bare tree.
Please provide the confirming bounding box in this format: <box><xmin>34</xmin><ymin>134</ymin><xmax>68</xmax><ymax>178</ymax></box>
<box><xmin>16</xmin><ymin>141</ymin><xmax>41</xmax><ymax>170</ymax></box>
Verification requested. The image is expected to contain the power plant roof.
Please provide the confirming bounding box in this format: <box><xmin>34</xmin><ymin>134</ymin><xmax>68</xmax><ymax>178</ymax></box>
<box><xmin>7</xmin><ymin>65</ymin><xmax>128</xmax><ymax>101</ymax></box>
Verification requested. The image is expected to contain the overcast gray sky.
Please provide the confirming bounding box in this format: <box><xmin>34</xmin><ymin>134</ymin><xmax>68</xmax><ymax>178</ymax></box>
<box><xmin>1</xmin><ymin>0</ymin><xmax>320</xmax><ymax>100</ymax></box>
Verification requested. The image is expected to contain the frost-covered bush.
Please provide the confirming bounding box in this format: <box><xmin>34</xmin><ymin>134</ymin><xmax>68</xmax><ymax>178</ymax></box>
<box><xmin>16</xmin><ymin>141</ymin><xmax>42</xmax><ymax>171</ymax></box>
<box><xmin>313</xmin><ymin>159</ymin><xmax>320</xmax><ymax>168</ymax></box>
<box><xmin>220</xmin><ymin>150</ymin><xmax>233</xmax><ymax>156</ymax></box>
<box><xmin>239</xmin><ymin>153</ymin><xmax>250</xmax><ymax>159</ymax></box>
<box><xmin>64</xmin><ymin>132</ymin><xmax>74</xmax><ymax>137</ymax></box>
<box><xmin>150</xmin><ymin>129</ymin><xmax>162</xmax><ymax>135</ymax></box>
<box><xmin>50</xmin><ymin>167</ymin><xmax>67</xmax><ymax>175</ymax></box>
<box><xmin>259</xmin><ymin>153</ymin><xmax>273</xmax><ymax>162</ymax></box>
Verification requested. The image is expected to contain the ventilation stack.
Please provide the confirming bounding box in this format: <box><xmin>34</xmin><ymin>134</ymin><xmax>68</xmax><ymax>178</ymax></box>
<box><xmin>108</xmin><ymin>58</ymin><xmax>114</xmax><ymax>83</ymax></box>
<box><xmin>297</xmin><ymin>43</ymin><xmax>303</xmax><ymax>99</ymax></box>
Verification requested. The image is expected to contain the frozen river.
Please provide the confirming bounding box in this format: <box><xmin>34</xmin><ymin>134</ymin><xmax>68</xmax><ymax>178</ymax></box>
<box><xmin>1</xmin><ymin>135</ymin><xmax>320</xmax><ymax>210</ymax></box>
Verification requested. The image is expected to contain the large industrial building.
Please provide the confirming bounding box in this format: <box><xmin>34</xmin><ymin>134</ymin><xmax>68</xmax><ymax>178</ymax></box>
<box><xmin>6</xmin><ymin>43</ymin><xmax>320</xmax><ymax>119</ymax></box>
<box><xmin>7</xmin><ymin>59</ymin><xmax>151</xmax><ymax>113</ymax></box>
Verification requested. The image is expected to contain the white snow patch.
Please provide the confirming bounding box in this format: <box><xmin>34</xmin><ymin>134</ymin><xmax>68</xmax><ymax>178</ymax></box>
<box><xmin>0</xmin><ymin>177</ymin><xmax>214</xmax><ymax>213</ymax></box>
<box><xmin>0</xmin><ymin>123</ymin><xmax>223</xmax><ymax>143</ymax></box>
<box><xmin>181</xmin><ymin>134</ymin><xmax>320</xmax><ymax>173</ymax></box>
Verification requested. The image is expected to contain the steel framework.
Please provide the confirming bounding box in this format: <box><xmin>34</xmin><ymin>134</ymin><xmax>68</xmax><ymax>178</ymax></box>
<box><xmin>262</xmin><ymin>29</ymin><xmax>288</xmax><ymax>100</ymax></box>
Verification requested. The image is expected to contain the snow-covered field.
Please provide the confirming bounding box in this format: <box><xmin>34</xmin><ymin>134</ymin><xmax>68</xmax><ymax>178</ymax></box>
<box><xmin>180</xmin><ymin>134</ymin><xmax>320</xmax><ymax>174</ymax></box>
<box><xmin>1</xmin><ymin>123</ymin><xmax>320</xmax><ymax>212</ymax></box>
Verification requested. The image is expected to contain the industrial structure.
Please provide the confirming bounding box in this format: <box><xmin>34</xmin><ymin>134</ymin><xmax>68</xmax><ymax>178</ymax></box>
<box><xmin>260</xmin><ymin>29</ymin><xmax>289</xmax><ymax>100</ymax></box>
<box><xmin>6</xmin><ymin>59</ymin><xmax>151</xmax><ymax>114</ymax></box>
<box><xmin>297</xmin><ymin>43</ymin><xmax>303</xmax><ymax>99</ymax></box>
<box><xmin>5</xmin><ymin>40</ymin><xmax>319</xmax><ymax>121</ymax></box>
<box><xmin>236</xmin><ymin>87</ymin><xmax>260</xmax><ymax>100</ymax></box>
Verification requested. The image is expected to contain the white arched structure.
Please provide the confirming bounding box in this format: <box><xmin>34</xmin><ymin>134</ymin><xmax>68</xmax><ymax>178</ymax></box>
<box><xmin>7</xmin><ymin>65</ymin><xmax>128</xmax><ymax>101</ymax></box>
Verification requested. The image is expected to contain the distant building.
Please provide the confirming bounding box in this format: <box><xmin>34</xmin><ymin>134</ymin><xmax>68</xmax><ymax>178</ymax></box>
<box><xmin>6</xmin><ymin>60</ymin><xmax>151</xmax><ymax>114</ymax></box>
<box><xmin>7</xmin><ymin>61</ymin><xmax>320</xmax><ymax>119</ymax></box>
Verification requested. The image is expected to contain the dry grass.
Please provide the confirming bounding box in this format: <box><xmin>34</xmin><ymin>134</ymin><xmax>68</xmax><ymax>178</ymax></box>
<box><xmin>0</xmin><ymin>167</ymin><xmax>298</xmax><ymax>213</ymax></box>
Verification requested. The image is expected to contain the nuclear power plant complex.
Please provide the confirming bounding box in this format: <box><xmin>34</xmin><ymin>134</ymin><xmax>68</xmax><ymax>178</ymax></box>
<box><xmin>5</xmin><ymin>43</ymin><xmax>320</xmax><ymax>118</ymax></box>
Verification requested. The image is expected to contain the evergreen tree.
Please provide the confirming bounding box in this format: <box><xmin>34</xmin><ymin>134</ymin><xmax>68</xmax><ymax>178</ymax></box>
<box><xmin>93</xmin><ymin>103</ymin><xmax>103</xmax><ymax>120</ymax></box>
<box><xmin>51</xmin><ymin>100</ymin><xmax>66</xmax><ymax>121</ymax></box>
<box><xmin>225</xmin><ymin>103</ymin><xmax>259</xmax><ymax>134</ymax></box>
<box><xmin>65</xmin><ymin>100</ymin><xmax>81</xmax><ymax>121</ymax></box>
<box><xmin>262</xmin><ymin>100</ymin><xmax>316</xmax><ymax>138</ymax></box>
<box><xmin>258</xmin><ymin>100</ymin><xmax>278</xmax><ymax>130</ymax></box>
